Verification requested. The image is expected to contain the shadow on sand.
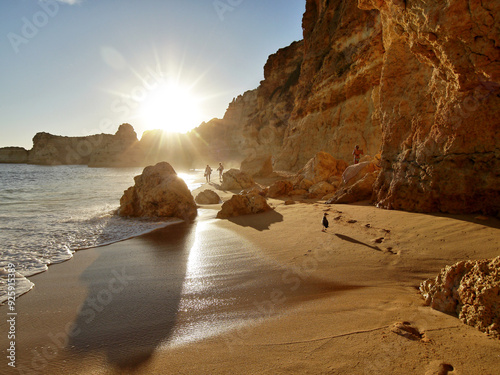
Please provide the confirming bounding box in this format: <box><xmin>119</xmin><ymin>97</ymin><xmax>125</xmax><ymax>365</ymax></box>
<box><xmin>67</xmin><ymin>221</ymin><xmax>196</xmax><ymax>370</ymax></box>
<box><xmin>227</xmin><ymin>210</ymin><xmax>284</xmax><ymax>231</ymax></box>
<box><xmin>335</xmin><ymin>233</ymin><xmax>382</xmax><ymax>252</ymax></box>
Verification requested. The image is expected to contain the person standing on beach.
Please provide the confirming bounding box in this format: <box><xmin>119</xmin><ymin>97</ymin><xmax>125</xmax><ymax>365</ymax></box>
<box><xmin>322</xmin><ymin>213</ymin><xmax>329</xmax><ymax>232</ymax></box>
<box><xmin>352</xmin><ymin>145</ymin><xmax>364</xmax><ymax>164</ymax></box>
<box><xmin>217</xmin><ymin>162</ymin><xmax>224</xmax><ymax>182</ymax></box>
<box><xmin>204</xmin><ymin>164</ymin><xmax>212</xmax><ymax>183</ymax></box>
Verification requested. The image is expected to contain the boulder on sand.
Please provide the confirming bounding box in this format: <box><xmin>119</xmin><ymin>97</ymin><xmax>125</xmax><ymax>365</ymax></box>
<box><xmin>326</xmin><ymin>157</ymin><xmax>381</xmax><ymax>204</ymax></box>
<box><xmin>296</xmin><ymin>152</ymin><xmax>348</xmax><ymax>185</ymax></box>
<box><xmin>420</xmin><ymin>257</ymin><xmax>500</xmax><ymax>338</ymax></box>
<box><xmin>216</xmin><ymin>192</ymin><xmax>272</xmax><ymax>219</ymax></box>
<box><xmin>119</xmin><ymin>162</ymin><xmax>197</xmax><ymax>221</ymax></box>
<box><xmin>240</xmin><ymin>154</ymin><xmax>273</xmax><ymax>177</ymax></box>
<box><xmin>221</xmin><ymin>169</ymin><xmax>255</xmax><ymax>190</ymax></box>
<box><xmin>267</xmin><ymin>180</ymin><xmax>294</xmax><ymax>198</ymax></box>
<box><xmin>195</xmin><ymin>190</ymin><xmax>221</xmax><ymax>205</ymax></box>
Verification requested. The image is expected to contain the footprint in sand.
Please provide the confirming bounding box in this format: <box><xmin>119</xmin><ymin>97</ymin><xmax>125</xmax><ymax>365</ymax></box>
<box><xmin>425</xmin><ymin>361</ymin><xmax>455</xmax><ymax>375</ymax></box>
<box><xmin>390</xmin><ymin>321</ymin><xmax>425</xmax><ymax>341</ymax></box>
<box><xmin>385</xmin><ymin>247</ymin><xmax>396</xmax><ymax>255</ymax></box>
<box><xmin>347</xmin><ymin>219</ymin><xmax>357</xmax><ymax>224</ymax></box>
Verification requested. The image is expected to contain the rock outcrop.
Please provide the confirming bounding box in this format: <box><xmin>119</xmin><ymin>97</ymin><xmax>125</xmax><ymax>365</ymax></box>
<box><xmin>201</xmin><ymin>0</ymin><xmax>499</xmax><ymax>215</ymax></box>
<box><xmin>327</xmin><ymin>157</ymin><xmax>381</xmax><ymax>203</ymax></box>
<box><xmin>195</xmin><ymin>190</ymin><xmax>221</xmax><ymax>205</ymax></box>
<box><xmin>88</xmin><ymin>124</ymin><xmax>145</xmax><ymax>167</ymax></box>
<box><xmin>218</xmin><ymin>2</ymin><xmax>383</xmax><ymax>171</ymax></box>
<box><xmin>220</xmin><ymin>169</ymin><xmax>255</xmax><ymax>191</ymax></box>
<box><xmin>0</xmin><ymin>147</ymin><xmax>29</xmax><ymax>163</ymax></box>
<box><xmin>267</xmin><ymin>180</ymin><xmax>294</xmax><ymax>198</ymax></box>
<box><xmin>216</xmin><ymin>192</ymin><xmax>272</xmax><ymax>219</ymax></box>
<box><xmin>25</xmin><ymin>123</ymin><xmax>145</xmax><ymax>167</ymax></box>
<box><xmin>118</xmin><ymin>162</ymin><xmax>197</xmax><ymax>221</ymax></box>
<box><xmin>420</xmin><ymin>257</ymin><xmax>500</xmax><ymax>338</ymax></box>
<box><xmin>295</xmin><ymin>152</ymin><xmax>348</xmax><ymax>185</ymax></box>
<box><xmin>240</xmin><ymin>154</ymin><xmax>273</xmax><ymax>177</ymax></box>
<box><xmin>358</xmin><ymin>0</ymin><xmax>500</xmax><ymax>215</ymax></box>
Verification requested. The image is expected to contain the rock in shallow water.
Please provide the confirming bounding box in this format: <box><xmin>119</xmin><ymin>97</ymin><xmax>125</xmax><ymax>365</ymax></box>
<box><xmin>118</xmin><ymin>162</ymin><xmax>197</xmax><ymax>221</ymax></box>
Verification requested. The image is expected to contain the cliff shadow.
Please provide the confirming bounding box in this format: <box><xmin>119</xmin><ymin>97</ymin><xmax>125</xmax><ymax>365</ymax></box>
<box><xmin>67</xmin><ymin>221</ymin><xmax>196</xmax><ymax>370</ymax></box>
<box><xmin>227</xmin><ymin>210</ymin><xmax>284</xmax><ymax>231</ymax></box>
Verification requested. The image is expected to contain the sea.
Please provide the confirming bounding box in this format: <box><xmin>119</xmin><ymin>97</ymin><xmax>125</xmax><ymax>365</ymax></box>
<box><xmin>0</xmin><ymin>163</ymin><xmax>203</xmax><ymax>304</ymax></box>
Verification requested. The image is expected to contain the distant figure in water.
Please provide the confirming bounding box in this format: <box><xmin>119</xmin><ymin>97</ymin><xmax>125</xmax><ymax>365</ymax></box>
<box><xmin>322</xmin><ymin>213</ymin><xmax>329</xmax><ymax>232</ymax></box>
<box><xmin>217</xmin><ymin>162</ymin><xmax>224</xmax><ymax>182</ymax></box>
<box><xmin>204</xmin><ymin>165</ymin><xmax>212</xmax><ymax>183</ymax></box>
<box><xmin>352</xmin><ymin>145</ymin><xmax>364</xmax><ymax>164</ymax></box>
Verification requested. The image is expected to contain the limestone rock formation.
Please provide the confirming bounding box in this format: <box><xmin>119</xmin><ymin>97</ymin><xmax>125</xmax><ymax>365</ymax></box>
<box><xmin>197</xmin><ymin>0</ymin><xmax>499</xmax><ymax>215</ymax></box>
<box><xmin>221</xmin><ymin>169</ymin><xmax>255</xmax><ymax>191</ymax></box>
<box><xmin>308</xmin><ymin>181</ymin><xmax>336</xmax><ymax>199</ymax></box>
<box><xmin>420</xmin><ymin>257</ymin><xmax>500</xmax><ymax>338</ymax></box>
<box><xmin>0</xmin><ymin>147</ymin><xmax>29</xmax><ymax>163</ymax></box>
<box><xmin>26</xmin><ymin>123</ymin><xmax>145</xmax><ymax>167</ymax></box>
<box><xmin>240</xmin><ymin>154</ymin><xmax>273</xmax><ymax>177</ymax></box>
<box><xmin>327</xmin><ymin>158</ymin><xmax>381</xmax><ymax>204</ymax></box>
<box><xmin>216</xmin><ymin>192</ymin><xmax>272</xmax><ymax>219</ymax></box>
<box><xmin>195</xmin><ymin>190</ymin><xmax>221</xmax><ymax>205</ymax></box>
<box><xmin>118</xmin><ymin>162</ymin><xmax>197</xmax><ymax>221</ymax></box>
<box><xmin>358</xmin><ymin>0</ymin><xmax>500</xmax><ymax>215</ymax></box>
<box><xmin>267</xmin><ymin>180</ymin><xmax>294</xmax><ymax>198</ymax></box>
<box><xmin>88</xmin><ymin>124</ymin><xmax>145</xmax><ymax>167</ymax></box>
<box><xmin>296</xmin><ymin>152</ymin><xmax>348</xmax><ymax>185</ymax></box>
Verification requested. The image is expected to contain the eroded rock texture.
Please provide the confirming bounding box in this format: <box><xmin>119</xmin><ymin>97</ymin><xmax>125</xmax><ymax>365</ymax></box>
<box><xmin>420</xmin><ymin>257</ymin><xmax>500</xmax><ymax>338</ymax></box>
<box><xmin>359</xmin><ymin>0</ymin><xmax>500</xmax><ymax>214</ymax></box>
<box><xmin>216</xmin><ymin>192</ymin><xmax>272</xmax><ymax>219</ymax></box>
<box><xmin>118</xmin><ymin>162</ymin><xmax>197</xmax><ymax>221</ymax></box>
<box><xmin>27</xmin><ymin>123</ymin><xmax>144</xmax><ymax>167</ymax></box>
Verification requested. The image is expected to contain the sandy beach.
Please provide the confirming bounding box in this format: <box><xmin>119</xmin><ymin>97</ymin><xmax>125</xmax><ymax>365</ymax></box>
<box><xmin>1</xmin><ymin>182</ymin><xmax>499</xmax><ymax>375</ymax></box>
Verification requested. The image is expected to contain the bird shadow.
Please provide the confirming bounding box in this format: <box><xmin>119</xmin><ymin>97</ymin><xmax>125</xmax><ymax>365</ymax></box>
<box><xmin>334</xmin><ymin>233</ymin><xmax>382</xmax><ymax>251</ymax></box>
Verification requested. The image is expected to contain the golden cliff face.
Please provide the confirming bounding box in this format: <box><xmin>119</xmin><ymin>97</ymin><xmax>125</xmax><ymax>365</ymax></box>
<box><xmin>221</xmin><ymin>0</ymin><xmax>384</xmax><ymax>171</ymax></box>
<box><xmin>219</xmin><ymin>0</ymin><xmax>499</xmax><ymax>214</ymax></box>
<box><xmin>359</xmin><ymin>0</ymin><xmax>500</xmax><ymax>214</ymax></box>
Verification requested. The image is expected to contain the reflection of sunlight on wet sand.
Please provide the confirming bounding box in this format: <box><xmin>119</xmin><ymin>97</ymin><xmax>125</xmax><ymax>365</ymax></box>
<box><xmin>162</xmin><ymin>210</ymin><xmax>349</xmax><ymax>349</ymax></box>
<box><xmin>160</xmin><ymin>204</ymin><xmax>290</xmax><ymax>349</ymax></box>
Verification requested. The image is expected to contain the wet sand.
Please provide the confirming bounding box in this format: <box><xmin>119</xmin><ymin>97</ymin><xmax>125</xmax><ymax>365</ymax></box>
<box><xmin>1</xmin><ymin>187</ymin><xmax>500</xmax><ymax>374</ymax></box>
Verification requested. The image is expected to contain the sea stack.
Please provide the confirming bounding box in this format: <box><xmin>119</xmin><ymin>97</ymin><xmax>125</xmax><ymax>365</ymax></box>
<box><xmin>118</xmin><ymin>162</ymin><xmax>197</xmax><ymax>221</ymax></box>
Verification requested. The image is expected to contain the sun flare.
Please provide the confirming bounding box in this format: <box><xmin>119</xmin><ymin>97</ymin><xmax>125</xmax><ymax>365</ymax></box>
<box><xmin>139</xmin><ymin>82</ymin><xmax>203</xmax><ymax>133</ymax></box>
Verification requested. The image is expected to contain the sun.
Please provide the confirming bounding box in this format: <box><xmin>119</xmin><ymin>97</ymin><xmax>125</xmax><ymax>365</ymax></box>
<box><xmin>139</xmin><ymin>82</ymin><xmax>203</xmax><ymax>133</ymax></box>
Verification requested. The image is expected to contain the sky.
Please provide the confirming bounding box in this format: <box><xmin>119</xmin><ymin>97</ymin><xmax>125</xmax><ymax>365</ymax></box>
<box><xmin>0</xmin><ymin>0</ymin><xmax>305</xmax><ymax>149</ymax></box>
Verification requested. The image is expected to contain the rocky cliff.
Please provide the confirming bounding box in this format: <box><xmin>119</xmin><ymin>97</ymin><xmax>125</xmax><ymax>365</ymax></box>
<box><xmin>218</xmin><ymin>1</ymin><xmax>384</xmax><ymax>171</ymax></box>
<box><xmin>359</xmin><ymin>0</ymin><xmax>500</xmax><ymax>215</ymax></box>
<box><xmin>0</xmin><ymin>147</ymin><xmax>29</xmax><ymax>163</ymax></box>
<box><xmin>209</xmin><ymin>0</ymin><xmax>499</xmax><ymax>215</ymax></box>
<box><xmin>24</xmin><ymin>123</ymin><xmax>144</xmax><ymax>167</ymax></box>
